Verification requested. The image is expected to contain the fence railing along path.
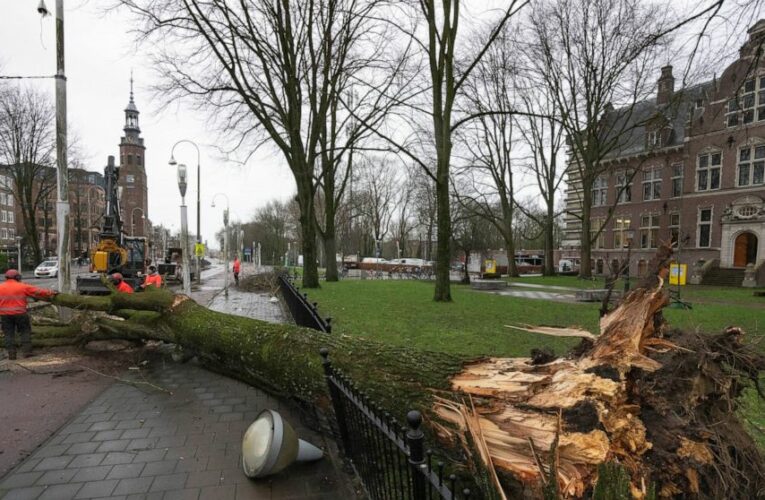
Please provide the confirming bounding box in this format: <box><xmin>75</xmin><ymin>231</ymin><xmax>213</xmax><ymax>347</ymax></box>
<box><xmin>320</xmin><ymin>348</ymin><xmax>473</xmax><ymax>500</ymax></box>
<box><xmin>277</xmin><ymin>274</ymin><xmax>332</xmax><ymax>332</ymax></box>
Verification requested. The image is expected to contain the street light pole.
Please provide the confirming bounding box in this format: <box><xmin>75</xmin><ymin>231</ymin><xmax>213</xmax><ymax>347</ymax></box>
<box><xmin>177</xmin><ymin>164</ymin><xmax>191</xmax><ymax>295</ymax></box>
<box><xmin>53</xmin><ymin>0</ymin><xmax>70</xmax><ymax>293</ymax></box>
<box><xmin>168</xmin><ymin>140</ymin><xmax>201</xmax><ymax>284</ymax></box>
<box><xmin>16</xmin><ymin>237</ymin><xmax>22</xmax><ymax>274</ymax></box>
<box><xmin>212</xmin><ymin>193</ymin><xmax>230</xmax><ymax>298</ymax></box>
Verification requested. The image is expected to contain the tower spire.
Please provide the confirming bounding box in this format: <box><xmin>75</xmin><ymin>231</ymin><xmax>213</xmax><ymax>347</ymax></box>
<box><xmin>130</xmin><ymin>69</ymin><xmax>134</xmax><ymax>103</ymax></box>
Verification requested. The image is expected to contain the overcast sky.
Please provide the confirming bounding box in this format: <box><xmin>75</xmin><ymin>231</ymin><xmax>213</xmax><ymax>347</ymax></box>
<box><xmin>0</xmin><ymin>0</ymin><xmax>296</xmax><ymax>249</ymax></box>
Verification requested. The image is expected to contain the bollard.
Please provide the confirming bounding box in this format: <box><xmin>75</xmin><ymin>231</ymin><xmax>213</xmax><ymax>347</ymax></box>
<box><xmin>407</xmin><ymin>410</ymin><xmax>427</xmax><ymax>500</ymax></box>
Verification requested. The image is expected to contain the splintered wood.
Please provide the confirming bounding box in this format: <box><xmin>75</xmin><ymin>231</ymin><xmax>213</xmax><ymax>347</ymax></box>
<box><xmin>431</xmin><ymin>246</ymin><xmax>752</xmax><ymax>498</ymax></box>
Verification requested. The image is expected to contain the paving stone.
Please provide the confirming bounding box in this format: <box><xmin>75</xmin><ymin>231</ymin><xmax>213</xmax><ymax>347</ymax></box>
<box><xmin>87</xmin><ymin>421</ymin><xmax>118</xmax><ymax>432</ymax></box>
<box><xmin>92</xmin><ymin>430</ymin><xmax>124</xmax><ymax>442</ymax></box>
<box><xmin>106</xmin><ymin>463</ymin><xmax>145</xmax><ymax>480</ymax></box>
<box><xmin>126</xmin><ymin>493</ymin><xmax>163</xmax><ymax>500</ymax></box>
<box><xmin>141</xmin><ymin>460</ymin><xmax>178</xmax><ymax>477</ymax></box>
<box><xmin>95</xmin><ymin>439</ymin><xmax>131</xmax><ymax>453</ymax></box>
<box><xmin>61</xmin><ymin>431</ymin><xmax>97</xmax><ymax>445</ymax></box>
<box><xmin>0</xmin><ymin>486</ymin><xmax>46</xmax><ymax>500</ymax></box>
<box><xmin>68</xmin><ymin>454</ymin><xmax>106</xmax><ymax>468</ymax></box>
<box><xmin>33</xmin><ymin>455</ymin><xmax>74</xmax><ymax>472</ymax></box>
<box><xmin>73</xmin><ymin>479</ymin><xmax>119</xmax><ymax>499</ymax></box>
<box><xmin>0</xmin><ymin>471</ymin><xmax>43</xmax><ymax>489</ymax></box>
<box><xmin>71</xmin><ymin>465</ymin><xmax>113</xmax><ymax>482</ymax></box>
<box><xmin>113</xmin><ymin>477</ymin><xmax>153</xmax><ymax>496</ymax></box>
<box><xmin>37</xmin><ymin>483</ymin><xmax>83</xmax><ymax>500</ymax></box>
<box><xmin>120</xmin><ymin>428</ymin><xmax>151</xmax><ymax>440</ymax></box>
<box><xmin>184</xmin><ymin>470</ymin><xmax>221</xmax><ymax>489</ymax></box>
<box><xmin>65</xmin><ymin>442</ymin><xmax>101</xmax><ymax>456</ymax></box>
<box><xmin>132</xmin><ymin>449</ymin><xmax>166</xmax><ymax>464</ymax></box>
<box><xmin>150</xmin><ymin>473</ymin><xmax>188</xmax><ymax>492</ymax></box>
<box><xmin>198</xmin><ymin>484</ymin><xmax>235</xmax><ymax>500</ymax></box>
<box><xmin>162</xmin><ymin>488</ymin><xmax>200</xmax><ymax>500</ymax></box>
<box><xmin>35</xmin><ymin>468</ymin><xmax>78</xmax><ymax>486</ymax></box>
<box><xmin>101</xmin><ymin>452</ymin><xmax>136</xmax><ymax>466</ymax></box>
<box><xmin>31</xmin><ymin>444</ymin><xmax>70</xmax><ymax>460</ymax></box>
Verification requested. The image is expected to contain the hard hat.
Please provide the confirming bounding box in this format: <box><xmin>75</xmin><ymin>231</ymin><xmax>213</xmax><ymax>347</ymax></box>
<box><xmin>111</xmin><ymin>272</ymin><xmax>123</xmax><ymax>281</ymax></box>
<box><xmin>4</xmin><ymin>269</ymin><xmax>21</xmax><ymax>280</ymax></box>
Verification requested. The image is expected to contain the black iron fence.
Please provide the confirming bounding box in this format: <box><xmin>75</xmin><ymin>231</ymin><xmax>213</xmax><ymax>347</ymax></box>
<box><xmin>320</xmin><ymin>348</ymin><xmax>473</xmax><ymax>500</ymax></box>
<box><xmin>278</xmin><ymin>274</ymin><xmax>332</xmax><ymax>332</ymax></box>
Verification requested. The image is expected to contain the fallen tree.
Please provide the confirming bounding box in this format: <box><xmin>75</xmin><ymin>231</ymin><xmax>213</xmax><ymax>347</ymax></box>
<box><xmin>24</xmin><ymin>245</ymin><xmax>764</xmax><ymax>498</ymax></box>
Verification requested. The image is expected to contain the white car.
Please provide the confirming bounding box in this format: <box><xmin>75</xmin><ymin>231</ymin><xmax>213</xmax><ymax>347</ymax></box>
<box><xmin>34</xmin><ymin>260</ymin><xmax>59</xmax><ymax>278</ymax></box>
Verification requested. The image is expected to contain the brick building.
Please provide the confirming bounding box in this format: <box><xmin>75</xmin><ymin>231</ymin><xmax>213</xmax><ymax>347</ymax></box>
<box><xmin>562</xmin><ymin>20</ymin><xmax>765</xmax><ymax>285</ymax></box>
<box><xmin>118</xmin><ymin>77</ymin><xmax>149</xmax><ymax>238</ymax></box>
<box><xmin>0</xmin><ymin>171</ymin><xmax>17</xmax><ymax>251</ymax></box>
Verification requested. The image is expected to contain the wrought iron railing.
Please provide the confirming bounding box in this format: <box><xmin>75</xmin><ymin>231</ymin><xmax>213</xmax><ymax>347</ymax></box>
<box><xmin>320</xmin><ymin>348</ymin><xmax>472</xmax><ymax>499</ymax></box>
<box><xmin>277</xmin><ymin>274</ymin><xmax>332</xmax><ymax>332</ymax></box>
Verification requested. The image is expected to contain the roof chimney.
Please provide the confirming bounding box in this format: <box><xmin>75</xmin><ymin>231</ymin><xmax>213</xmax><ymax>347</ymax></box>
<box><xmin>740</xmin><ymin>20</ymin><xmax>765</xmax><ymax>58</ymax></box>
<box><xmin>657</xmin><ymin>65</ymin><xmax>674</xmax><ymax>106</ymax></box>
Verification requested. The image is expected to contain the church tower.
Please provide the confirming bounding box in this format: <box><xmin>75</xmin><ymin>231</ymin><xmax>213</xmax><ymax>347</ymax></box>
<box><xmin>118</xmin><ymin>74</ymin><xmax>149</xmax><ymax>237</ymax></box>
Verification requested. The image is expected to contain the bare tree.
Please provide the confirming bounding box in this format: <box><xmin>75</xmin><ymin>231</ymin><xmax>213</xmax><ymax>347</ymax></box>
<box><xmin>116</xmin><ymin>0</ymin><xmax>384</xmax><ymax>288</ymax></box>
<box><xmin>356</xmin><ymin>1</ymin><xmax>528</xmax><ymax>301</ymax></box>
<box><xmin>513</xmin><ymin>68</ymin><xmax>566</xmax><ymax>276</ymax></box>
<box><xmin>527</xmin><ymin>0</ymin><xmax>672</xmax><ymax>278</ymax></box>
<box><xmin>391</xmin><ymin>164</ymin><xmax>416</xmax><ymax>258</ymax></box>
<box><xmin>0</xmin><ymin>86</ymin><xmax>56</xmax><ymax>264</ymax></box>
<box><xmin>356</xmin><ymin>156</ymin><xmax>397</xmax><ymax>253</ymax></box>
<box><xmin>457</xmin><ymin>30</ymin><xmax>521</xmax><ymax>277</ymax></box>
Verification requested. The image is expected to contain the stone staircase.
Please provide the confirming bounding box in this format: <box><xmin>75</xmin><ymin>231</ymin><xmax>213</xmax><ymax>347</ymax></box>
<box><xmin>701</xmin><ymin>267</ymin><xmax>746</xmax><ymax>287</ymax></box>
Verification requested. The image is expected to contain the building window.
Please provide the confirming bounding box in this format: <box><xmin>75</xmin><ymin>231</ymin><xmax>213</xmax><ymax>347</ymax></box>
<box><xmin>591</xmin><ymin>217</ymin><xmax>606</xmax><ymax>249</ymax></box>
<box><xmin>727</xmin><ymin>77</ymin><xmax>765</xmax><ymax>126</ymax></box>
<box><xmin>647</xmin><ymin>129</ymin><xmax>660</xmax><ymax>148</ymax></box>
<box><xmin>127</xmin><ymin>154</ymin><xmax>134</xmax><ymax>165</ymax></box>
<box><xmin>698</xmin><ymin>208</ymin><xmax>712</xmax><ymax>247</ymax></box>
<box><xmin>592</xmin><ymin>176</ymin><xmax>607</xmax><ymax>207</ymax></box>
<box><xmin>671</xmin><ymin>163</ymin><xmax>683</xmax><ymax>197</ymax></box>
<box><xmin>640</xmin><ymin>214</ymin><xmax>659</xmax><ymax>249</ymax></box>
<box><xmin>1</xmin><ymin>228</ymin><xmax>6</xmax><ymax>240</ymax></box>
<box><xmin>643</xmin><ymin>168</ymin><xmax>662</xmax><ymax>200</ymax></box>
<box><xmin>615</xmin><ymin>171</ymin><xmax>632</xmax><ymax>203</ymax></box>
<box><xmin>137</xmin><ymin>155</ymin><xmax>142</xmax><ymax>166</ymax></box>
<box><xmin>8</xmin><ymin>228</ymin><xmax>14</xmax><ymax>239</ymax></box>
<box><xmin>1</xmin><ymin>211</ymin><xmax>6</xmax><ymax>223</ymax></box>
<box><xmin>613</xmin><ymin>217</ymin><xmax>631</xmax><ymax>248</ymax></box>
<box><xmin>669</xmin><ymin>213</ymin><xmax>680</xmax><ymax>246</ymax></box>
<box><xmin>737</xmin><ymin>144</ymin><xmax>765</xmax><ymax>186</ymax></box>
<box><xmin>126</xmin><ymin>175</ymin><xmax>135</xmax><ymax>184</ymax></box>
<box><xmin>697</xmin><ymin>152</ymin><xmax>721</xmax><ymax>191</ymax></box>
<box><xmin>7</xmin><ymin>211</ymin><xmax>13</xmax><ymax>223</ymax></box>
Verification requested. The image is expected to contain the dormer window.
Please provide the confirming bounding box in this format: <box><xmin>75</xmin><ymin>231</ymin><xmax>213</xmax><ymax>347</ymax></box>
<box><xmin>647</xmin><ymin>129</ymin><xmax>660</xmax><ymax>148</ymax></box>
<box><xmin>727</xmin><ymin>76</ymin><xmax>765</xmax><ymax>127</ymax></box>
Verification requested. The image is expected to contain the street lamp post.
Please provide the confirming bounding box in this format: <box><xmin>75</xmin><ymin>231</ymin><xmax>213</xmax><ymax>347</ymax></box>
<box><xmin>168</xmin><ymin>140</ymin><xmax>201</xmax><ymax>284</ymax></box>
<box><xmin>212</xmin><ymin>193</ymin><xmax>230</xmax><ymax>298</ymax></box>
<box><xmin>16</xmin><ymin>236</ymin><xmax>22</xmax><ymax>274</ymax></box>
<box><xmin>131</xmin><ymin>207</ymin><xmax>145</xmax><ymax>237</ymax></box>
<box><xmin>623</xmin><ymin>230</ymin><xmax>635</xmax><ymax>293</ymax></box>
<box><xmin>177</xmin><ymin>164</ymin><xmax>191</xmax><ymax>295</ymax></box>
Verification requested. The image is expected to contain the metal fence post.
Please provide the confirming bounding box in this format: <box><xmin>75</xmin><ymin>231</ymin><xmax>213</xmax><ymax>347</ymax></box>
<box><xmin>407</xmin><ymin>410</ymin><xmax>427</xmax><ymax>500</ymax></box>
<box><xmin>320</xmin><ymin>348</ymin><xmax>350</xmax><ymax>453</ymax></box>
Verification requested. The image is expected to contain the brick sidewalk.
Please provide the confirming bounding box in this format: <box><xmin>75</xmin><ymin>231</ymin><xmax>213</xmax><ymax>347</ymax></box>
<box><xmin>0</xmin><ymin>263</ymin><xmax>357</xmax><ymax>499</ymax></box>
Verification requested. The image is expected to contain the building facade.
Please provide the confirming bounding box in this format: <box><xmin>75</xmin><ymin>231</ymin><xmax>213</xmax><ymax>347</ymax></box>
<box><xmin>0</xmin><ymin>171</ymin><xmax>17</xmax><ymax>253</ymax></box>
<box><xmin>562</xmin><ymin>20</ymin><xmax>765</xmax><ymax>281</ymax></box>
<box><xmin>118</xmin><ymin>78</ymin><xmax>149</xmax><ymax>238</ymax></box>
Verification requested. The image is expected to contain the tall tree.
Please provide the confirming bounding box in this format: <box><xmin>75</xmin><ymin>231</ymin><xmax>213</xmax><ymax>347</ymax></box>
<box><xmin>357</xmin><ymin>0</ymin><xmax>528</xmax><ymax>301</ymax></box>
<box><xmin>0</xmin><ymin>86</ymin><xmax>56</xmax><ymax>264</ymax></box>
<box><xmin>527</xmin><ymin>0</ymin><xmax>671</xmax><ymax>278</ymax></box>
<box><xmin>118</xmin><ymin>0</ymin><xmax>382</xmax><ymax>288</ymax></box>
<box><xmin>356</xmin><ymin>156</ymin><xmax>397</xmax><ymax>253</ymax></box>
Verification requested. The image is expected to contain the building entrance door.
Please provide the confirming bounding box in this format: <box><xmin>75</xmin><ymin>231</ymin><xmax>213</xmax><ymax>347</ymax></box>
<box><xmin>733</xmin><ymin>232</ymin><xmax>758</xmax><ymax>267</ymax></box>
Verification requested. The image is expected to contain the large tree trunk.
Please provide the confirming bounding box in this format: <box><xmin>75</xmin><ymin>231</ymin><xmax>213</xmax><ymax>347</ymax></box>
<box><xmin>544</xmin><ymin>203</ymin><xmax>556</xmax><ymax>276</ymax></box>
<box><xmin>34</xmin><ymin>248</ymin><xmax>764</xmax><ymax>498</ymax></box>
<box><xmin>297</xmin><ymin>178</ymin><xmax>320</xmax><ymax>288</ymax></box>
<box><xmin>579</xmin><ymin>200</ymin><xmax>592</xmax><ymax>279</ymax></box>
<box><xmin>434</xmin><ymin>168</ymin><xmax>452</xmax><ymax>302</ymax></box>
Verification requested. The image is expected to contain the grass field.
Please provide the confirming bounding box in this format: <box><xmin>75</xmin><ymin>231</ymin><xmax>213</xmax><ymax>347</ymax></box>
<box><xmin>302</xmin><ymin>278</ymin><xmax>763</xmax><ymax>358</ymax></box>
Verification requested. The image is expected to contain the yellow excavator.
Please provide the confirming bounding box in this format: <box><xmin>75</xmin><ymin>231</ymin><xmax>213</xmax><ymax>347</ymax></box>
<box><xmin>76</xmin><ymin>155</ymin><xmax>147</xmax><ymax>294</ymax></box>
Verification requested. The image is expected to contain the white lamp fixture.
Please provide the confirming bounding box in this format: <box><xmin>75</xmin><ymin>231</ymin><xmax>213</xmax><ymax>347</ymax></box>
<box><xmin>241</xmin><ymin>409</ymin><xmax>323</xmax><ymax>478</ymax></box>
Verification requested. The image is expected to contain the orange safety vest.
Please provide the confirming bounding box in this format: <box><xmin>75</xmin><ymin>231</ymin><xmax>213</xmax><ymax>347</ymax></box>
<box><xmin>0</xmin><ymin>280</ymin><xmax>56</xmax><ymax>315</ymax></box>
<box><xmin>143</xmin><ymin>273</ymin><xmax>162</xmax><ymax>288</ymax></box>
<box><xmin>115</xmin><ymin>281</ymin><xmax>134</xmax><ymax>294</ymax></box>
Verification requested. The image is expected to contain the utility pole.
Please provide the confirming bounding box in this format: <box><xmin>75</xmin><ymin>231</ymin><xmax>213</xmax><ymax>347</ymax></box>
<box><xmin>54</xmin><ymin>0</ymin><xmax>71</xmax><ymax>292</ymax></box>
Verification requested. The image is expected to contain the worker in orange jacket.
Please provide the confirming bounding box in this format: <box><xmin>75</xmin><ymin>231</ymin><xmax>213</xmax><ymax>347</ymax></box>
<box><xmin>111</xmin><ymin>273</ymin><xmax>134</xmax><ymax>294</ymax></box>
<box><xmin>1</xmin><ymin>269</ymin><xmax>57</xmax><ymax>360</ymax></box>
<box><xmin>142</xmin><ymin>265</ymin><xmax>162</xmax><ymax>289</ymax></box>
<box><xmin>233</xmin><ymin>257</ymin><xmax>241</xmax><ymax>286</ymax></box>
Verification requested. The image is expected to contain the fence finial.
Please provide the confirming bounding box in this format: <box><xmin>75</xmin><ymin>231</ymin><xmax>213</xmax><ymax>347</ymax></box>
<box><xmin>407</xmin><ymin>410</ymin><xmax>423</xmax><ymax>431</ymax></box>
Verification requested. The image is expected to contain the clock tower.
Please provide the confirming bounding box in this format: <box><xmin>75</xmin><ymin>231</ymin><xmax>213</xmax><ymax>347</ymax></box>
<box><xmin>118</xmin><ymin>75</ymin><xmax>149</xmax><ymax>237</ymax></box>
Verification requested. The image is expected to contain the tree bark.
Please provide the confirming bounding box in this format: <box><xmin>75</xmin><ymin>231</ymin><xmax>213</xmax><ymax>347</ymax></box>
<box><xmin>434</xmin><ymin>168</ymin><xmax>452</xmax><ymax>301</ymax></box>
<box><xmin>35</xmin><ymin>249</ymin><xmax>764</xmax><ymax>498</ymax></box>
<box><xmin>544</xmin><ymin>203</ymin><xmax>556</xmax><ymax>276</ymax></box>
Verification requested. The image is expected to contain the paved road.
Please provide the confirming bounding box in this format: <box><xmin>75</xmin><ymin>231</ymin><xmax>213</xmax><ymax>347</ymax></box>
<box><xmin>20</xmin><ymin>267</ymin><xmax>92</xmax><ymax>292</ymax></box>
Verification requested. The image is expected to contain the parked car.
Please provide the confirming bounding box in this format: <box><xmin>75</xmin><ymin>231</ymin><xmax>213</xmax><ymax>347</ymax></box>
<box><xmin>34</xmin><ymin>260</ymin><xmax>59</xmax><ymax>278</ymax></box>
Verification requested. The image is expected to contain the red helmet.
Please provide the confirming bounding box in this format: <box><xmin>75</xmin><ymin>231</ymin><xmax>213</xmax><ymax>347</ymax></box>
<box><xmin>111</xmin><ymin>273</ymin><xmax>123</xmax><ymax>282</ymax></box>
<box><xmin>4</xmin><ymin>269</ymin><xmax>21</xmax><ymax>280</ymax></box>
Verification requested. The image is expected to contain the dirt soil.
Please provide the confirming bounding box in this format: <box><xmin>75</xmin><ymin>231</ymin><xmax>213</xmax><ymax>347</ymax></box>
<box><xmin>0</xmin><ymin>344</ymin><xmax>139</xmax><ymax>477</ymax></box>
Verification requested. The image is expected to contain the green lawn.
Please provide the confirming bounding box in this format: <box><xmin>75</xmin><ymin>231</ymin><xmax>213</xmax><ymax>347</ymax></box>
<box><xmin>301</xmin><ymin>279</ymin><xmax>763</xmax><ymax>358</ymax></box>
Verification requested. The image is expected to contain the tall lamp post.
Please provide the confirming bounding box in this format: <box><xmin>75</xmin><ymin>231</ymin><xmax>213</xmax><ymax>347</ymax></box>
<box><xmin>168</xmin><ymin>140</ymin><xmax>201</xmax><ymax>284</ymax></box>
<box><xmin>623</xmin><ymin>230</ymin><xmax>635</xmax><ymax>293</ymax></box>
<box><xmin>177</xmin><ymin>164</ymin><xmax>191</xmax><ymax>295</ymax></box>
<box><xmin>15</xmin><ymin>236</ymin><xmax>23</xmax><ymax>274</ymax></box>
<box><xmin>212</xmin><ymin>193</ymin><xmax>230</xmax><ymax>298</ymax></box>
<box><xmin>131</xmin><ymin>207</ymin><xmax>145</xmax><ymax>237</ymax></box>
